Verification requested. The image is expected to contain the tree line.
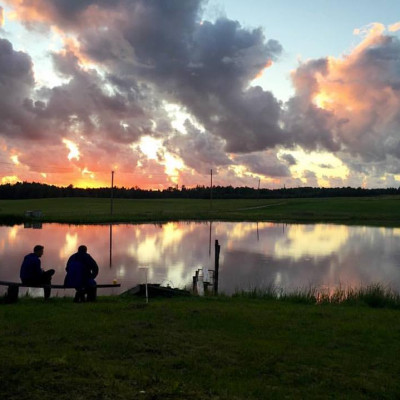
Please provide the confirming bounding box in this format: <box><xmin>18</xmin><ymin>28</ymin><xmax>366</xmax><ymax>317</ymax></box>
<box><xmin>1</xmin><ymin>181</ymin><xmax>399</xmax><ymax>200</ymax></box>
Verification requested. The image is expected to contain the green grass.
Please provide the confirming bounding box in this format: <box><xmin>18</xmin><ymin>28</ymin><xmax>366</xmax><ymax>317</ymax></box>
<box><xmin>2</xmin><ymin>196</ymin><xmax>400</xmax><ymax>225</ymax></box>
<box><xmin>1</xmin><ymin>295</ymin><xmax>400</xmax><ymax>399</ymax></box>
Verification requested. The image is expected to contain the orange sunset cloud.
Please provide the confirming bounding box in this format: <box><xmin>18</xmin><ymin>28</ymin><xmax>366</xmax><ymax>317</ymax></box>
<box><xmin>1</xmin><ymin>1</ymin><xmax>400</xmax><ymax>189</ymax></box>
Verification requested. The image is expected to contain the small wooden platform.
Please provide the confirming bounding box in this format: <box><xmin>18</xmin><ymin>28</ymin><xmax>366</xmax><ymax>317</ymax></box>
<box><xmin>122</xmin><ymin>284</ymin><xmax>190</xmax><ymax>298</ymax></box>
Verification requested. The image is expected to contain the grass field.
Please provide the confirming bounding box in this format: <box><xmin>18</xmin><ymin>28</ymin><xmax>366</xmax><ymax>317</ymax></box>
<box><xmin>1</xmin><ymin>196</ymin><xmax>400</xmax><ymax>225</ymax></box>
<box><xmin>1</xmin><ymin>295</ymin><xmax>400</xmax><ymax>400</ymax></box>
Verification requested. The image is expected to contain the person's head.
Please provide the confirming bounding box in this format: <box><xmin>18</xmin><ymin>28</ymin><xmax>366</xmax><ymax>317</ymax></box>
<box><xmin>33</xmin><ymin>245</ymin><xmax>44</xmax><ymax>257</ymax></box>
<box><xmin>78</xmin><ymin>245</ymin><xmax>87</xmax><ymax>254</ymax></box>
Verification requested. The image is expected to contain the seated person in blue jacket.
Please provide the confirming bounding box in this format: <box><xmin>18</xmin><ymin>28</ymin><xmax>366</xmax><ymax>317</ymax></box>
<box><xmin>20</xmin><ymin>245</ymin><xmax>55</xmax><ymax>299</ymax></box>
<box><xmin>64</xmin><ymin>245</ymin><xmax>99</xmax><ymax>302</ymax></box>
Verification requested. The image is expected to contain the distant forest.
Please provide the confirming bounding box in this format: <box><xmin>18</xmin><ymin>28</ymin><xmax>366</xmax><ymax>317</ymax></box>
<box><xmin>1</xmin><ymin>182</ymin><xmax>400</xmax><ymax>200</ymax></box>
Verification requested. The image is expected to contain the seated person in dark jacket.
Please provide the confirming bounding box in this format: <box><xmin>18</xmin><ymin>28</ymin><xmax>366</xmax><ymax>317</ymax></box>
<box><xmin>64</xmin><ymin>245</ymin><xmax>99</xmax><ymax>302</ymax></box>
<box><xmin>20</xmin><ymin>245</ymin><xmax>55</xmax><ymax>299</ymax></box>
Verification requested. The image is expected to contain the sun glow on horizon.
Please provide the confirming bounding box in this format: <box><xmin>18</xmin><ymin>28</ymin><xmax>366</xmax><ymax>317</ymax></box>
<box><xmin>279</xmin><ymin>148</ymin><xmax>349</xmax><ymax>185</ymax></box>
<box><xmin>81</xmin><ymin>167</ymin><xmax>95</xmax><ymax>179</ymax></box>
<box><xmin>1</xmin><ymin>175</ymin><xmax>19</xmax><ymax>184</ymax></box>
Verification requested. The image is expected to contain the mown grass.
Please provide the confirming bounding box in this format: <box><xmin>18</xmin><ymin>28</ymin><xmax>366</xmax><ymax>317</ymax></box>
<box><xmin>1</xmin><ymin>294</ymin><xmax>400</xmax><ymax>399</ymax></box>
<box><xmin>1</xmin><ymin>196</ymin><xmax>400</xmax><ymax>225</ymax></box>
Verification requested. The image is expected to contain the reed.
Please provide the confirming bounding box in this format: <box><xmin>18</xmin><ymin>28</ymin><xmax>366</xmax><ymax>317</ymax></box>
<box><xmin>233</xmin><ymin>283</ymin><xmax>400</xmax><ymax>309</ymax></box>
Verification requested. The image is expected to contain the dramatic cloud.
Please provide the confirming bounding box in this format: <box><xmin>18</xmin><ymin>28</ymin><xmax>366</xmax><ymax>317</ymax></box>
<box><xmin>0</xmin><ymin>38</ymin><xmax>42</xmax><ymax>139</ymax></box>
<box><xmin>2</xmin><ymin>1</ymin><xmax>400</xmax><ymax>188</ymax></box>
<box><xmin>0</xmin><ymin>0</ymin><xmax>289</xmax><ymax>187</ymax></box>
<box><xmin>234</xmin><ymin>152</ymin><xmax>290</xmax><ymax>178</ymax></box>
<box><xmin>280</xmin><ymin>153</ymin><xmax>297</xmax><ymax>166</ymax></box>
<box><xmin>76</xmin><ymin>5</ymin><xmax>285</xmax><ymax>153</ymax></box>
<box><xmin>287</xmin><ymin>23</ymin><xmax>400</xmax><ymax>176</ymax></box>
<box><xmin>166</xmin><ymin>120</ymin><xmax>232</xmax><ymax>175</ymax></box>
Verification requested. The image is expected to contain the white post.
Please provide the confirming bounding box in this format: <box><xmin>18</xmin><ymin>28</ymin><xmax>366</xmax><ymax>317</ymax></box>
<box><xmin>145</xmin><ymin>269</ymin><xmax>148</xmax><ymax>304</ymax></box>
<box><xmin>140</xmin><ymin>267</ymin><xmax>149</xmax><ymax>304</ymax></box>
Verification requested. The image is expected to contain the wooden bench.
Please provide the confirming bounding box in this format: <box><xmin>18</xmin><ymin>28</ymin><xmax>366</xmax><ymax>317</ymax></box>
<box><xmin>0</xmin><ymin>280</ymin><xmax>121</xmax><ymax>303</ymax></box>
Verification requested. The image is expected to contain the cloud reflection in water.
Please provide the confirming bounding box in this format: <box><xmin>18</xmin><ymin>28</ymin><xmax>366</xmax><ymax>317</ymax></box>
<box><xmin>0</xmin><ymin>222</ymin><xmax>400</xmax><ymax>296</ymax></box>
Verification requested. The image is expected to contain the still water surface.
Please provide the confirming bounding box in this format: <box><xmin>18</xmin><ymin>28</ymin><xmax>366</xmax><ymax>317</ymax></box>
<box><xmin>1</xmin><ymin>222</ymin><xmax>400</xmax><ymax>296</ymax></box>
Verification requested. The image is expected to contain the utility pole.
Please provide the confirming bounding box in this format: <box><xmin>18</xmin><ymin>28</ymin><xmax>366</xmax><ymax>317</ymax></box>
<box><xmin>110</xmin><ymin>170</ymin><xmax>114</xmax><ymax>215</ymax></box>
<box><xmin>109</xmin><ymin>223</ymin><xmax>113</xmax><ymax>268</ymax></box>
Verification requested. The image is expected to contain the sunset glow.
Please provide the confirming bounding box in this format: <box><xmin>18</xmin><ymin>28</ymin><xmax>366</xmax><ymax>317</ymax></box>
<box><xmin>254</xmin><ymin>59</ymin><xmax>273</xmax><ymax>80</ymax></box>
<box><xmin>313</xmin><ymin>91</ymin><xmax>333</xmax><ymax>110</ymax></box>
<box><xmin>62</xmin><ymin>139</ymin><xmax>80</xmax><ymax>161</ymax></box>
<box><xmin>139</xmin><ymin>136</ymin><xmax>161</xmax><ymax>160</ymax></box>
<box><xmin>1</xmin><ymin>1</ymin><xmax>400</xmax><ymax>189</ymax></box>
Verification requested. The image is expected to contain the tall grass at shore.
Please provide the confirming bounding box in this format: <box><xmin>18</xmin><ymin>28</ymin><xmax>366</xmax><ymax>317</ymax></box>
<box><xmin>233</xmin><ymin>283</ymin><xmax>400</xmax><ymax>309</ymax></box>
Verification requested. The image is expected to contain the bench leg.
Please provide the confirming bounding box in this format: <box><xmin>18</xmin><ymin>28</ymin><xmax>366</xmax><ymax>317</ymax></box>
<box><xmin>43</xmin><ymin>286</ymin><xmax>51</xmax><ymax>300</ymax></box>
<box><xmin>86</xmin><ymin>287</ymin><xmax>97</xmax><ymax>302</ymax></box>
<box><xmin>5</xmin><ymin>285</ymin><xmax>19</xmax><ymax>303</ymax></box>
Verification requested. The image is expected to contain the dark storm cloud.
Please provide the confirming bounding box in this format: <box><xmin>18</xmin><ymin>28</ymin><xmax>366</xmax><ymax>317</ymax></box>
<box><xmin>3</xmin><ymin>0</ymin><xmax>287</xmax><ymax>157</ymax></box>
<box><xmin>4</xmin><ymin>0</ymin><xmax>125</xmax><ymax>30</ymax></box>
<box><xmin>76</xmin><ymin>2</ymin><xmax>286</xmax><ymax>152</ymax></box>
<box><xmin>165</xmin><ymin>120</ymin><xmax>232</xmax><ymax>174</ymax></box>
<box><xmin>283</xmin><ymin>58</ymin><xmax>342</xmax><ymax>152</ymax></box>
<box><xmin>318</xmin><ymin>163</ymin><xmax>333</xmax><ymax>169</ymax></box>
<box><xmin>44</xmin><ymin>50</ymin><xmax>148</xmax><ymax>143</ymax></box>
<box><xmin>280</xmin><ymin>153</ymin><xmax>297</xmax><ymax>166</ymax></box>
<box><xmin>303</xmin><ymin>169</ymin><xmax>318</xmax><ymax>186</ymax></box>
<box><xmin>0</xmin><ymin>38</ymin><xmax>44</xmax><ymax>139</ymax></box>
<box><xmin>284</xmin><ymin>97</ymin><xmax>343</xmax><ymax>152</ymax></box>
<box><xmin>234</xmin><ymin>152</ymin><xmax>290</xmax><ymax>177</ymax></box>
<box><xmin>0</xmin><ymin>38</ymin><xmax>33</xmax><ymax>87</ymax></box>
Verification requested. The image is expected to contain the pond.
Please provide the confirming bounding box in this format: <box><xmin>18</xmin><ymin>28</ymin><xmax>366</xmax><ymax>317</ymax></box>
<box><xmin>1</xmin><ymin>221</ymin><xmax>400</xmax><ymax>297</ymax></box>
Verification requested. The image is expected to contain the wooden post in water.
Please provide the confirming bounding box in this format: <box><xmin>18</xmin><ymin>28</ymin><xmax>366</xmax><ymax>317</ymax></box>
<box><xmin>109</xmin><ymin>223</ymin><xmax>113</xmax><ymax>268</ymax></box>
<box><xmin>214</xmin><ymin>239</ymin><xmax>220</xmax><ymax>295</ymax></box>
<box><xmin>210</xmin><ymin>169</ymin><xmax>213</xmax><ymax>210</ymax></box>
<box><xmin>209</xmin><ymin>221</ymin><xmax>212</xmax><ymax>257</ymax></box>
<box><xmin>192</xmin><ymin>274</ymin><xmax>197</xmax><ymax>293</ymax></box>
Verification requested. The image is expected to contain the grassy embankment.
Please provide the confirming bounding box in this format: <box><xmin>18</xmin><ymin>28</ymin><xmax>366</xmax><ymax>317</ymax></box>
<box><xmin>1</xmin><ymin>295</ymin><xmax>400</xmax><ymax>400</ymax></box>
<box><xmin>1</xmin><ymin>195</ymin><xmax>400</xmax><ymax>225</ymax></box>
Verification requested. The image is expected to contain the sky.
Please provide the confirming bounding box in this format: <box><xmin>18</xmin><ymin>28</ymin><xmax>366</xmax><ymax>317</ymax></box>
<box><xmin>1</xmin><ymin>1</ymin><xmax>400</xmax><ymax>189</ymax></box>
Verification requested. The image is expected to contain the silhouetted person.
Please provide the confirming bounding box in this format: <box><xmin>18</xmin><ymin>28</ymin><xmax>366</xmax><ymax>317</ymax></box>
<box><xmin>64</xmin><ymin>245</ymin><xmax>99</xmax><ymax>302</ymax></box>
<box><xmin>20</xmin><ymin>245</ymin><xmax>55</xmax><ymax>299</ymax></box>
